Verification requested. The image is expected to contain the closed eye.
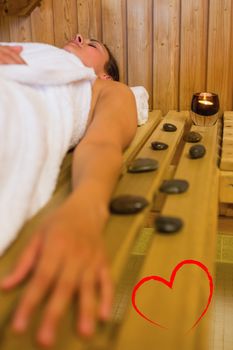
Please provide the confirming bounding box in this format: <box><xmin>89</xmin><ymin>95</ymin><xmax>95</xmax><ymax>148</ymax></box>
<box><xmin>88</xmin><ymin>43</ymin><xmax>97</xmax><ymax>48</ymax></box>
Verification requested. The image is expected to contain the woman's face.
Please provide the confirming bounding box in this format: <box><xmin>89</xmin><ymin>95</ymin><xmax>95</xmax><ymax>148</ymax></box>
<box><xmin>63</xmin><ymin>34</ymin><xmax>110</xmax><ymax>79</ymax></box>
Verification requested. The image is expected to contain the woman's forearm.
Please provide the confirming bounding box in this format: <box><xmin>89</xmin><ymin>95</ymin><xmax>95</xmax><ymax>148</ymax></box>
<box><xmin>71</xmin><ymin>141</ymin><xmax>123</xmax><ymax>209</ymax></box>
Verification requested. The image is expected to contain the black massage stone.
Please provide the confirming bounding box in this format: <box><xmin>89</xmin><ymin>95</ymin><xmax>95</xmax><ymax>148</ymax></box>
<box><xmin>151</xmin><ymin>141</ymin><xmax>169</xmax><ymax>151</ymax></box>
<box><xmin>189</xmin><ymin>144</ymin><xmax>206</xmax><ymax>159</ymax></box>
<box><xmin>183</xmin><ymin>131</ymin><xmax>202</xmax><ymax>143</ymax></box>
<box><xmin>110</xmin><ymin>195</ymin><xmax>149</xmax><ymax>215</ymax></box>
<box><xmin>155</xmin><ymin>216</ymin><xmax>183</xmax><ymax>234</ymax></box>
<box><xmin>127</xmin><ymin>158</ymin><xmax>159</xmax><ymax>173</ymax></box>
<box><xmin>163</xmin><ymin>123</ymin><xmax>177</xmax><ymax>132</ymax></box>
<box><xmin>159</xmin><ymin>179</ymin><xmax>189</xmax><ymax>194</ymax></box>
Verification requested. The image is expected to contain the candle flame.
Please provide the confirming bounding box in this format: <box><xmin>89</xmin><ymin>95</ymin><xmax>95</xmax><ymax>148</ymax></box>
<box><xmin>198</xmin><ymin>99</ymin><xmax>213</xmax><ymax>106</ymax></box>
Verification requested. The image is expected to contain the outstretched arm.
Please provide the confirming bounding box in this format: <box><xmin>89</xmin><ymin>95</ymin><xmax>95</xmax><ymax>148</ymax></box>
<box><xmin>0</xmin><ymin>79</ymin><xmax>137</xmax><ymax>347</ymax></box>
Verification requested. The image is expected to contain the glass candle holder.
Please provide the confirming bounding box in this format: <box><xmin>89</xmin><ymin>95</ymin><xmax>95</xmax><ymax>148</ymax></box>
<box><xmin>190</xmin><ymin>92</ymin><xmax>220</xmax><ymax>126</ymax></box>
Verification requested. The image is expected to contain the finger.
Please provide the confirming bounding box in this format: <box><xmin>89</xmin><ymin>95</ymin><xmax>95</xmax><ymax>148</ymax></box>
<box><xmin>77</xmin><ymin>270</ymin><xmax>96</xmax><ymax>337</ymax></box>
<box><xmin>10</xmin><ymin>45</ymin><xmax>23</xmax><ymax>53</ymax></box>
<box><xmin>0</xmin><ymin>53</ymin><xmax>23</xmax><ymax>65</ymax></box>
<box><xmin>0</xmin><ymin>46</ymin><xmax>26</xmax><ymax>64</ymax></box>
<box><xmin>36</xmin><ymin>262</ymin><xmax>79</xmax><ymax>347</ymax></box>
<box><xmin>0</xmin><ymin>234</ymin><xmax>42</xmax><ymax>289</ymax></box>
<box><xmin>11</xmin><ymin>248</ymin><xmax>61</xmax><ymax>333</ymax></box>
<box><xmin>98</xmin><ymin>266</ymin><xmax>114</xmax><ymax>321</ymax></box>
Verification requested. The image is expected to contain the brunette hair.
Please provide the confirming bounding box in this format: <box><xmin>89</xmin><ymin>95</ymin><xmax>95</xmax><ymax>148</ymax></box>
<box><xmin>103</xmin><ymin>44</ymin><xmax>120</xmax><ymax>81</ymax></box>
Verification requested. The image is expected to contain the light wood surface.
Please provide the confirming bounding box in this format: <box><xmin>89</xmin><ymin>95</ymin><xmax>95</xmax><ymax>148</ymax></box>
<box><xmin>220</xmin><ymin>112</ymin><xmax>233</xmax><ymax>171</ymax></box>
<box><xmin>102</xmin><ymin>0</ymin><xmax>127</xmax><ymax>82</ymax></box>
<box><xmin>115</xmin><ymin>118</ymin><xmax>220</xmax><ymax>350</ymax></box>
<box><xmin>153</xmin><ymin>0</ymin><xmax>180</xmax><ymax>113</ymax></box>
<box><xmin>127</xmin><ymin>0</ymin><xmax>153</xmax><ymax>108</ymax></box>
<box><xmin>179</xmin><ymin>0</ymin><xmax>208</xmax><ymax>110</ymax></box>
<box><xmin>1</xmin><ymin>0</ymin><xmax>233</xmax><ymax>113</ymax></box>
<box><xmin>77</xmin><ymin>0</ymin><xmax>102</xmax><ymax>41</ymax></box>
<box><xmin>207</xmin><ymin>0</ymin><xmax>233</xmax><ymax>110</ymax></box>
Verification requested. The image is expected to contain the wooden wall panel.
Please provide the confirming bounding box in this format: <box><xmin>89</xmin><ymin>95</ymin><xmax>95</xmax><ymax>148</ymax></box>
<box><xmin>102</xmin><ymin>0</ymin><xmax>127</xmax><ymax>82</ymax></box>
<box><xmin>9</xmin><ymin>16</ymin><xmax>32</xmax><ymax>42</ymax></box>
<box><xmin>207</xmin><ymin>0</ymin><xmax>233</xmax><ymax>111</ymax></box>
<box><xmin>127</xmin><ymin>0</ymin><xmax>153</xmax><ymax>108</ymax></box>
<box><xmin>77</xmin><ymin>0</ymin><xmax>102</xmax><ymax>41</ymax></box>
<box><xmin>53</xmin><ymin>0</ymin><xmax>78</xmax><ymax>47</ymax></box>
<box><xmin>179</xmin><ymin>0</ymin><xmax>209</xmax><ymax>110</ymax></box>
<box><xmin>153</xmin><ymin>0</ymin><xmax>180</xmax><ymax>114</ymax></box>
<box><xmin>0</xmin><ymin>16</ymin><xmax>10</xmax><ymax>42</ymax></box>
<box><xmin>31</xmin><ymin>0</ymin><xmax>54</xmax><ymax>44</ymax></box>
<box><xmin>1</xmin><ymin>0</ymin><xmax>233</xmax><ymax>113</ymax></box>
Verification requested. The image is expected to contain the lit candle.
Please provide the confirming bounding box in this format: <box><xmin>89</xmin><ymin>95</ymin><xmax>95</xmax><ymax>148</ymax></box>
<box><xmin>190</xmin><ymin>92</ymin><xmax>219</xmax><ymax>126</ymax></box>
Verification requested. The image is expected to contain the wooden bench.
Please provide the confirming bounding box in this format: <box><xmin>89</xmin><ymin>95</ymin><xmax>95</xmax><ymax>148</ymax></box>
<box><xmin>219</xmin><ymin>111</ymin><xmax>233</xmax><ymax>230</ymax></box>
<box><xmin>0</xmin><ymin>110</ymin><xmax>221</xmax><ymax>349</ymax></box>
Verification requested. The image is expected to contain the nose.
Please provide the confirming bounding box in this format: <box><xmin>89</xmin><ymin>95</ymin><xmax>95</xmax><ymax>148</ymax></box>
<box><xmin>75</xmin><ymin>34</ymin><xmax>84</xmax><ymax>46</ymax></box>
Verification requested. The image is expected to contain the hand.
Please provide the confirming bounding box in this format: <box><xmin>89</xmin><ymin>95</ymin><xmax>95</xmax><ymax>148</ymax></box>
<box><xmin>0</xmin><ymin>194</ymin><xmax>113</xmax><ymax>347</ymax></box>
<box><xmin>0</xmin><ymin>45</ymin><xmax>26</xmax><ymax>64</ymax></box>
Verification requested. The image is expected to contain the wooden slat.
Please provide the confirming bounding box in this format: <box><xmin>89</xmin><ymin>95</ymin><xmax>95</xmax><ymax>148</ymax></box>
<box><xmin>127</xmin><ymin>0</ymin><xmax>153</xmax><ymax>108</ymax></box>
<box><xmin>123</xmin><ymin>110</ymin><xmax>162</xmax><ymax>165</ymax></box>
<box><xmin>77</xmin><ymin>0</ymin><xmax>102</xmax><ymax>41</ymax></box>
<box><xmin>115</xmin><ymin>117</ymin><xmax>219</xmax><ymax>350</ymax></box>
<box><xmin>9</xmin><ymin>16</ymin><xmax>32</xmax><ymax>42</ymax></box>
<box><xmin>102</xmin><ymin>0</ymin><xmax>127</xmax><ymax>82</ymax></box>
<box><xmin>0</xmin><ymin>15</ymin><xmax>10</xmax><ymax>42</ymax></box>
<box><xmin>31</xmin><ymin>0</ymin><xmax>55</xmax><ymax>44</ymax></box>
<box><xmin>220</xmin><ymin>112</ymin><xmax>233</xmax><ymax>171</ymax></box>
<box><xmin>179</xmin><ymin>0</ymin><xmax>209</xmax><ymax>110</ymax></box>
<box><xmin>106</xmin><ymin>111</ymin><xmax>189</xmax><ymax>282</ymax></box>
<box><xmin>153</xmin><ymin>0</ymin><xmax>180</xmax><ymax>114</ymax></box>
<box><xmin>207</xmin><ymin>0</ymin><xmax>233</xmax><ymax>111</ymax></box>
<box><xmin>53</xmin><ymin>0</ymin><xmax>78</xmax><ymax>47</ymax></box>
<box><xmin>219</xmin><ymin>171</ymin><xmax>233</xmax><ymax>203</ymax></box>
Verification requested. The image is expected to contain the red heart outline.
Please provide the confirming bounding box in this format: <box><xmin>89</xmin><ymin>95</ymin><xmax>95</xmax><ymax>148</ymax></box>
<box><xmin>131</xmin><ymin>259</ymin><xmax>214</xmax><ymax>332</ymax></box>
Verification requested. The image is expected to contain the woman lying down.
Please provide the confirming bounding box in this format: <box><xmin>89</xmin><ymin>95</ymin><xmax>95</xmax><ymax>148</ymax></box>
<box><xmin>0</xmin><ymin>34</ymin><xmax>137</xmax><ymax>347</ymax></box>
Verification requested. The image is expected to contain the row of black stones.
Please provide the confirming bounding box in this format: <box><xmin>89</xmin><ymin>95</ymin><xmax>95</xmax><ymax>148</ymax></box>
<box><xmin>109</xmin><ymin>123</ymin><xmax>206</xmax><ymax>234</ymax></box>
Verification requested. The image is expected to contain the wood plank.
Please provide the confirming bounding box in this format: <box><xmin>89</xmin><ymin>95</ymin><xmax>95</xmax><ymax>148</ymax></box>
<box><xmin>53</xmin><ymin>0</ymin><xmax>78</xmax><ymax>47</ymax></box>
<box><xmin>105</xmin><ymin>111</ymin><xmax>189</xmax><ymax>283</ymax></box>
<box><xmin>0</xmin><ymin>15</ymin><xmax>10</xmax><ymax>42</ymax></box>
<box><xmin>220</xmin><ymin>112</ymin><xmax>233</xmax><ymax>171</ymax></box>
<box><xmin>77</xmin><ymin>0</ymin><xmax>102</xmax><ymax>41</ymax></box>
<box><xmin>127</xmin><ymin>0</ymin><xmax>153</xmax><ymax>108</ymax></box>
<box><xmin>219</xmin><ymin>171</ymin><xmax>233</xmax><ymax>203</ymax></box>
<box><xmin>179</xmin><ymin>0</ymin><xmax>209</xmax><ymax>110</ymax></box>
<box><xmin>153</xmin><ymin>0</ymin><xmax>180</xmax><ymax>114</ymax></box>
<box><xmin>102</xmin><ymin>0</ymin><xmax>127</xmax><ymax>82</ymax></box>
<box><xmin>9</xmin><ymin>15</ymin><xmax>32</xmax><ymax>42</ymax></box>
<box><xmin>31</xmin><ymin>0</ymin><xmax>55</xmax><ymax>44</ymax></box>
<box><xmin>115</xmin><ymin>117</ymin><xmax>219</xmax><ymax>350</ymax></box>
<box><xmin>123</xmin><ymin>110</ymin><xmax>162</xmax><ymax>166</ymax></box>
<box><xmin>207</xmin><ymin>0</ymin><xmax>233</xmax><ymax>111</ymax></box>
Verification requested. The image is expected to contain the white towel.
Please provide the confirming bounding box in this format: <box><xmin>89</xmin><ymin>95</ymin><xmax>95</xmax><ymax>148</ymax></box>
<box><xmin>130</xmin><ymin>86</ymin><xmax>149</xmax><ymax>126</ymax></box>
<box><xmin>0</xmin><ymin>43</ymin><xmax>96</xmax><ymax>255</ymax></box>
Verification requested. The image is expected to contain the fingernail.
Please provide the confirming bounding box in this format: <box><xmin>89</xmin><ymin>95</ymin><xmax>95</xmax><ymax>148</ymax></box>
<box><xmin>12</xmin><ymin>317</ymin><xmax>27</xmax><ymax>332</ymax></box>
<box><xmin>38</xmin><ymin>329</ymin><xmax>54</xmax><ymax>346</ymax></box>
<box><xmin>80</xmin><ymin>320</ymin><xmax>94</xmax><ymax>336</ymax></box>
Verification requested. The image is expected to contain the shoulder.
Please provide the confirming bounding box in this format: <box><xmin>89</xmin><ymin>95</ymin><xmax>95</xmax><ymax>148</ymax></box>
<box><xmin>86</xmin><ymin>78</ymin><xmax>137</xmax><ymax>151</ymax></box>
<box><xmin>92</xmin><ymin>78</ymin><xmax>135</xmax><ymax>99</ymax></box>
